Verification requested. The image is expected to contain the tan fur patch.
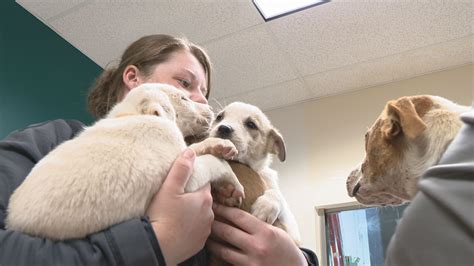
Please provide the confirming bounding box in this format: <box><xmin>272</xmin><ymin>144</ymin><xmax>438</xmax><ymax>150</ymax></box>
<box><xmin>364</xmin><ymin>122</ymin><xmax>404</xmax><ymax>184</ymax></box>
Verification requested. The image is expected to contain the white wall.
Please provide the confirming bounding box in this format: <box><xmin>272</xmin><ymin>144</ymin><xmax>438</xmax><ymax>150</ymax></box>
<box><xmin>264</xmin><ymin>64</ymin><xmax>473</xmax><ymax>259</ymax></box>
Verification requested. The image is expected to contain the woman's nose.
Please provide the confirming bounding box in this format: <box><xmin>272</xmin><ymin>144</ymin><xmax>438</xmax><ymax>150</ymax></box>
<box><xmin>190</xmin><ymin>91</ymin><xmax>208</xmax><ymax>104</ymax></box>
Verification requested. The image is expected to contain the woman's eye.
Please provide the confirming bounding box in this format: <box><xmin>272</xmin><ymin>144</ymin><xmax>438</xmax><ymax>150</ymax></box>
<box><xmin>245</xmin><ymin>121</ymin><xmax>257</xmax><ymax>130</ymax></box>
<box><xmin>177</xmin><ymin>79</ymin><xmax>191</xmax><ymax>88</ymax></box>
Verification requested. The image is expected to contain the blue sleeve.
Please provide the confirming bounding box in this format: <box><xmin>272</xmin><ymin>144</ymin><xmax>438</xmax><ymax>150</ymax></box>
<box><xmin>0</xmin><ymin>120</ymin><xmax>165</xmax><ymax>266</ymax></box>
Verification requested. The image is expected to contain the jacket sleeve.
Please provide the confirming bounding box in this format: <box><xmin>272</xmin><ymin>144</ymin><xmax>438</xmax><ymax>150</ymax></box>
<box><xmin>0</xmin><ymin>120</ymin><xmax>166</xmax><ymax>266</ymax></box>
<box><xmin>385</xmin><ymin>110</ymin><xmax>474</xmax><ymax>266</ymax></box>
<box><xmin>301</xmin><ymin>248</ymin><xmax>319</xmax><ymax>266</ymax></box>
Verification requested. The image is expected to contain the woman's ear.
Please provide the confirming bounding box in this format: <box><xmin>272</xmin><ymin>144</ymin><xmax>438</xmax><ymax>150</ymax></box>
<box><xmin>123</xmin><ymin>65</ymin><xmax>141</xmax><ymax>92</ymax></box>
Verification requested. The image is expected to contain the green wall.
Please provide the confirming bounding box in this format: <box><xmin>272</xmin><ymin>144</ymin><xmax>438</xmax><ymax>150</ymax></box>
<box><xmin>0</xmin><ymin>1</ymin><xmax>102</xmax><ymax>139</ymax></box>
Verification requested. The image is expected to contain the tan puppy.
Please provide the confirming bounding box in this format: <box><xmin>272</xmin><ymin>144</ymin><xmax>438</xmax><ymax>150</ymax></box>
<box><xmin>6</xmin><ymin>83</ymin><xmax>244</xmax><ymax>240</ymax></box>
<box><xmin>346</xmin><ymin>95</ymin><xmax>470</xmax><ymax>205</ymax></box>
<box><xmin>209</xmin><ymin>102</ymin><xmax>301</xmax><ymax>243</ymax></box>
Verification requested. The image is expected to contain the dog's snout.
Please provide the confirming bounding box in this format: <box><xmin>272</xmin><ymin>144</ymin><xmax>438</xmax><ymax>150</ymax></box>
<box><xmin>217</xmin><ymin>125</ymin><xmax>233</xmax><ymax>138</ymax></box>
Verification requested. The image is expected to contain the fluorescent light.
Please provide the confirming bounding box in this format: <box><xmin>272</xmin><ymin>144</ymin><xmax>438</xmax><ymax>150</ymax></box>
<box><xmin>253</xmin><ymin>0</ymin><xmax>329</xmax><ymax>21</ymax></box>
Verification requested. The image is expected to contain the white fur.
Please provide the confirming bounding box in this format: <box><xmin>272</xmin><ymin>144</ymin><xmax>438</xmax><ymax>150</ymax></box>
<box><xmin>210</xmin><ymin>102</ymin><xmax>301</xmax><ymax>243</ymax></box>
<box><xmin>6</xmin><ymin>83</ymin><xmax>243</xmax><ymax>240</ymax></box>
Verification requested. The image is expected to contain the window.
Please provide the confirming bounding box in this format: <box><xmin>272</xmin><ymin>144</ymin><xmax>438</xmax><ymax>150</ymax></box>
<box><xmin>317</xmin><ymin>202</ymin><xmax>409</xmax><ymax>266</ymax></box>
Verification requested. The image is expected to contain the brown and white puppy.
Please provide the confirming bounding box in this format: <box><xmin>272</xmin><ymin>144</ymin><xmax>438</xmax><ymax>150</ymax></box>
<box><xmin>346</xmin><ymin>95</ymin><xmax>470</xmax><ymax>206</ymax></box>
<box><xmin>6</xmin><ymin>83</ymin><xmax>244</xmax><ymax>240</ymax></box>
<box><xmin>209</xmin><ymin>102</ymin><xmax>301</xmax><ymax>243</ymax></box>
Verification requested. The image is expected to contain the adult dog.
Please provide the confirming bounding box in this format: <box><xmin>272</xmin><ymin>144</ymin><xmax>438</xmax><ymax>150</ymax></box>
<box><xmin>346</xmin><ymin>95</ymin><xmax>470</xmax><ymax>205</ymax></box>
<box><xmin>6</xmin><ymin>83</ymin><xmax>244</xmax><ymax>240</ymax></box>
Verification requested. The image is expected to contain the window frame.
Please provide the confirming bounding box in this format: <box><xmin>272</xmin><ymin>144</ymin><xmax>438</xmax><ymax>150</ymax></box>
<box><xmin>315</xmin><ymin>201</ymin><xmax>365</xmax><ymax>266</ymax></box>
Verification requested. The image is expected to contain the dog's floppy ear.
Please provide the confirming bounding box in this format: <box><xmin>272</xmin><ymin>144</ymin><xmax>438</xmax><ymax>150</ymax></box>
<box><xmin>139</xmin><ymin>98</ymin><xmax>170</xmax><ymax>118</ymax></box>
<box><xmin>382</xmin><ymin>116</ymin><xmax>401</xmax><ymax>139</ymax></box>
<box><xmin>267</xmin><ymin>129</ymin><xmax>286</xmax><ymax>162</ymax></box>
<box><xmin>384</xmin><ymin>97</ymin><xmax>427</xmax><ymax>140</ymax></box>
<box><xmin>139</xmin><ymin>98</ymin><xmax>156</xmax><ymax>116</ymax></box>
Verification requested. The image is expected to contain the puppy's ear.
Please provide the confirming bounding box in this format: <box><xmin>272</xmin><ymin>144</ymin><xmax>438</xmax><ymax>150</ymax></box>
<box><xmin>384</xmin><ymin>97</ymin><xmax>427</xmax><ymax>140</ymax></box>
<box><xmin>267</xmin><ymin>129</ymin><xmax>286</xmax><ymax>162</ymax></box>
<box><xmin>139</xmin><ymin>99</ymin><xmax>163</xmax><ymax>117</ymax></box>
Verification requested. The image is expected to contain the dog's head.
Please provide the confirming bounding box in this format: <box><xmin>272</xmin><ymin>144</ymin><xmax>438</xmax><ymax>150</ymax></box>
<box><xmin>346</xmin><ymin>95</ymin><xmax>467</xmax><ymax>205</ymax></box>
<box><xmin>210</xmin><ymin>102</ymin><xmax>286</xmax><ymax>171</ymax></box>
<box><xmin>107</xmin><ymin>84</ymin><xmax>176</xmax><ymax>121</ymax></box>
<box><xmin>108</xmin><ymin>83</ymin><xmax>214</xmax><ymax>138</ymax></box>
<box><xmin>157</xmin><ymin>84</ymin><xmax>214</xmax><ymax>138</ymax></box>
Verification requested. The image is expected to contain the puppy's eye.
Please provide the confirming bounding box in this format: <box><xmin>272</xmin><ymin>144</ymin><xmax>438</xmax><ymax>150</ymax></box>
<box><xmin>181</xmin><ymin>96</ymin><xmax>189</xmax><ymax>101</ymax></box>
<box><xmin>245</xmin><ymin>120</ymin><xmax>258</xmax><ymax>130</ymax></box>
<box><xmin>215</xmin><ymin>113</ymin><xmax>224</xmax><ymax>122</ymax></box>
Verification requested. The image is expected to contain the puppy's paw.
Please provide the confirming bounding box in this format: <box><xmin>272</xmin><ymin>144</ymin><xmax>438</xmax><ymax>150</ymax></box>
<box><xmin>251</xmin><ymin>195</ymin><xmax>280</xmax><ymax>224</ymax></box>
<box><xmin>210</xmin><ymin>139</ymin><xmax>238</xmax><ymax>160</ymax></box>
<box><xmin>212</xmin><ymin>181</ymin><xmax>244</xmax><ymax>208</ymax></box>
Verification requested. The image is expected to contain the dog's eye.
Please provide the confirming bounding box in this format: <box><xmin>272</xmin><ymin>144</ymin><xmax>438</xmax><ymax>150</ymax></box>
<box><xmin>216</xmin><ymin>113</ymin><xmax>224</xmax><ymax>122</ymax></box>
<box><xmin>245</xmin><ymin>120</ymin><xmax>258</xmax><ymax>130</ymax></box>
<box><xmin>181</xmin><ymin>96</ymin><xmax>189</xmax><ymax>101</ymax></box>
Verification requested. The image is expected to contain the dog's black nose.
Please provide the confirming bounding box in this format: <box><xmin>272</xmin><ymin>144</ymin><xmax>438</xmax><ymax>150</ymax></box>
<box><xmin>217</xmin><ymin>125</ymin><xmax>233</xmax><ymax>138</ymax></box>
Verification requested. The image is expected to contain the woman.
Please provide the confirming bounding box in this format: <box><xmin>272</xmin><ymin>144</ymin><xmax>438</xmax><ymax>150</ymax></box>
<box><xmin>0</xmin><ymin>34</ymin><xmax>317</xmax><ymax>266</ymax></box>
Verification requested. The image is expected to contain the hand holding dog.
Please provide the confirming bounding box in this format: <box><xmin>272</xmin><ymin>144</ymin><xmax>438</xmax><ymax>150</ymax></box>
<box><xmin>207</xmin><ymin>203</ymin><xmax>307</xmax><ymax>266</ymax></box>
<box><xmin>147</xmin><ymin>148</ymin><xmax>214</xmax><ymax>265</ymax></box>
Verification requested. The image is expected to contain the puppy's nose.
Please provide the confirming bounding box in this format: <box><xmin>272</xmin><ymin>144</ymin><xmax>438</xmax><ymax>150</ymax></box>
<box><xmin>217</xmin><ymin>125</ymin><xmax>233</xmax><ymax>138</ymax></box>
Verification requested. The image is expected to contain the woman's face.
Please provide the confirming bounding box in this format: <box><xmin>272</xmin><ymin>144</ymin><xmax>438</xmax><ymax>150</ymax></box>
<box><xmin>142</xmin><ymin>50</ymin><xmax>208</xmax><ymax>104</ymax></box>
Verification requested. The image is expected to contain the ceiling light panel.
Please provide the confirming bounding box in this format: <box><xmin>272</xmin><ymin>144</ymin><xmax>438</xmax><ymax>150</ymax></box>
<box><xmin>253</xmin><ymin>0</ymin><xmax>330</xmax><ymax>21</ymax></box>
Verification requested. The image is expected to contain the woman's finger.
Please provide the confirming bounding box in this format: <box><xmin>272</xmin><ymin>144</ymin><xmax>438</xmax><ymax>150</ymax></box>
<box><xmin>207</xmin><ymin>239</ymin><xmax>247</xmax><ymax>265</ymax></box>
<box><xmin>212</xmin><ymin>203</ymin><xmax>263</xmax><ymax>234</ymax></box>
<box><xmin>211</xmin><ymin>219</ymin><xmax>255</xmax><ymax>253</ymax></box>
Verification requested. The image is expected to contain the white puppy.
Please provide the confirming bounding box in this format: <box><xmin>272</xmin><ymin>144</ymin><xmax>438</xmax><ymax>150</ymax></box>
<box><xmin>6</xmin><ymin>83</ymin><xmax>244</xmax><ymax>240</ymax></box>
<box><xmin>209</xmin><ymin>102</ymin><xmax>301</xmax><ymax>243</ymax></box>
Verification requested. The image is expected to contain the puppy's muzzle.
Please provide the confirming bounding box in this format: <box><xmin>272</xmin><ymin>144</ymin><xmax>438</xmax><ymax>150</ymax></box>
<box><xmin>217</xmin><ymin>125</ymin><xmax>233</xmax><ymax>138</ymax></box>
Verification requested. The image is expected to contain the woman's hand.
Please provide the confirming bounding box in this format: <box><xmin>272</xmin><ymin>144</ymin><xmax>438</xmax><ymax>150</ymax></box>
<box><xmin>207</xmin><ymin>203</ymin><xmax>307</xmax><ymax>266</ymax></box>
<box><xmin>146</xmin><ymin>148</ymin><xmax>214</xmax><ymax>265</ymax></box>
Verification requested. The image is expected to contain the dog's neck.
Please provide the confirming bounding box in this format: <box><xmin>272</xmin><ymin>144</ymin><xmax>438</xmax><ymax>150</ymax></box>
<box><xmin>399</xmin><ymin>105</ymin><xmax>469</xmax><ymax>200</ymax></box>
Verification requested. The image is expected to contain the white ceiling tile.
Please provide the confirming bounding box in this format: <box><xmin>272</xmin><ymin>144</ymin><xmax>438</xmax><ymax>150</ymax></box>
<box><xmin>269</xmin><ymin>0</ymin><xmax>472</xmax><ymax>76</ymax></box>
<box><xmin>18</xmin><ymin>0</ymin><xmax>472</xmax><ymax>111</ymax></box>
<box><xmin>16</xmin><ymin>0</ymin><xmax>87</xmax><ymax>21</ymax></box>
<box><xmin>49</xmin><ymin>0</ymin><xmax>263</xmax><ymax>67</ymax></box>
<box><xmin>210</xmin><ymin>79</ymin><xmax>311</xmax><ymax>112</ymax></box>
<box><xmin>204</xmin><ymin>25</ymin><xmax>299</xmax><ymax>99</ymax></box>
<box><xmin>304</xmin><ymin>35</ymin><xmax>473</xmax><ymax>97</ymax></box>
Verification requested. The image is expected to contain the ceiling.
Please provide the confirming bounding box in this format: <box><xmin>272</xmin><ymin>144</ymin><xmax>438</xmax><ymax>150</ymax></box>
<box><xmin>17</xmin><ymin>0</ymin><xmax>473</xmax><ymax>111</ymax></box>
